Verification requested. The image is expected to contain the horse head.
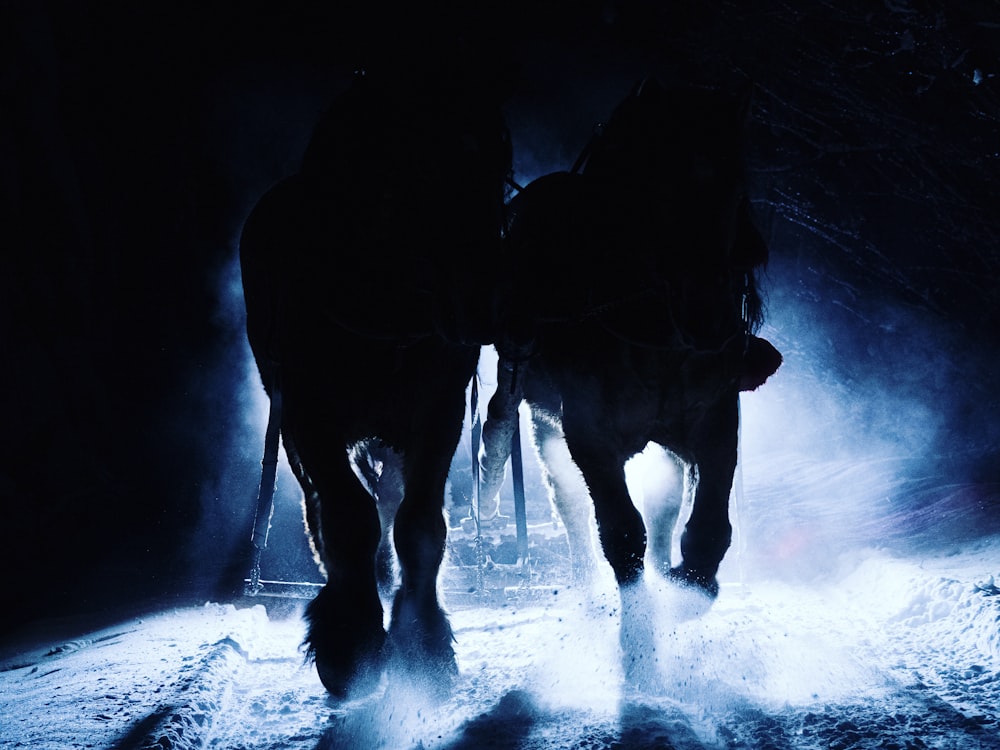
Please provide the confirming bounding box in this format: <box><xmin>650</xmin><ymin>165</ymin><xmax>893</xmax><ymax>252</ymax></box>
<box><xmin>576</xmin><ymin>77</ymin><xmax>765</xmax><ymax>355</ymax></box>
<box><xmin>584</xmin><ymin>77</ymin><xmax>750</xmax><ymax>240</ymax></box>
<box><xmin>290</xmin><ymin>65</ymin><xmax>515</xmax><ymax>346</ymax></box>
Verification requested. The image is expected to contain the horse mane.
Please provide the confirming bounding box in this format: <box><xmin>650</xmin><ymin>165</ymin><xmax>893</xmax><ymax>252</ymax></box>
<box><xmin>737</xmin><ymin>200</ymin><xmax>770</xmax><ymax>336</ymax></box>
<box><xmin>744</xmin><ymin>267</ymin><xmax>767</xmax><ymax>335</ymax></box>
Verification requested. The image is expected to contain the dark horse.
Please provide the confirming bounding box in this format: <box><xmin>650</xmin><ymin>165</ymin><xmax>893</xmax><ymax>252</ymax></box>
<box><xmin>478</xmin><ymin>79</ymin><xmax>782</xmax><ymax>680</ymax></box>
<box><xmin>239</xmin><ymin>66</ymin><xmax>513</xmax><ymax>699</ymax></box>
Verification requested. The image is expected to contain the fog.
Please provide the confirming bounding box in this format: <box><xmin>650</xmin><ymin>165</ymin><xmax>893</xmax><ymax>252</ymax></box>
<box><xmin>205</xmin><ymin>105</ymin><xmax>1000</xmax><ymax>601</ymax></box>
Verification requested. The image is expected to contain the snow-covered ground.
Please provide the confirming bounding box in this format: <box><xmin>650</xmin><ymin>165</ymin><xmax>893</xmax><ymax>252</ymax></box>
<box><xmin>4</xmin><ymin>348</ymin><xmax>999</xmax><ymax>749</ymax></box>
<box><xmin>2</xmin><ymin>530</ymin><xmax>999</xmax><ymax>750</ymax></box>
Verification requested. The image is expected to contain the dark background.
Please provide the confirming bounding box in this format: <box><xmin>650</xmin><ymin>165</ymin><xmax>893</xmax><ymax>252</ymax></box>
<box><xmin>3</xmin><ymin>1</ymin><xmax>998</xmax><ymax>635</ymax></box>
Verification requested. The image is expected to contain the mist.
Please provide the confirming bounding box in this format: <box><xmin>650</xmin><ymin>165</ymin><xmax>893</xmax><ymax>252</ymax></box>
<box><xmin>193</xmin><ymin>45</ymin><xmax>1000</xmax><ymax>605</ymax></box>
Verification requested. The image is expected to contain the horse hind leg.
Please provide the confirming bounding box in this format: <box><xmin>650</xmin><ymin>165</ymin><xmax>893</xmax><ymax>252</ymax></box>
<box><xmin>476</xmin><ymin>363</ymin><xmax>523</xmax><ymax>525</ymax></box>
<box><xmin>628</xmin><ymin>444</ymin><xmax>687</xmax><ymax>580</ymax></box>
<box><xmin>349</xmin><ymin>440</ymin><xmax>403</xmax><ymax>601</ymax></box>
<box><xmin>282</xmin><ymin>435</ymin><xmax>327</xmax><ymax>578</ymax></box>
<box><xmin>532</xmin><ymin>410</ymin><xmax>600</xmax><ymax>586</ymax></box>
<box><xmin>373</xmin><ymin>449</ymin><xmax>404</xmax><ymax>600</ymax></box>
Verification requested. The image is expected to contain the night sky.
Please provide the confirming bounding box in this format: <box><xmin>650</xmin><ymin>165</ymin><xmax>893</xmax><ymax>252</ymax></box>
<box><xmin>3</xmin><ymin>1</ymin><xmax>998</xmax><ymax>636</ymax></box>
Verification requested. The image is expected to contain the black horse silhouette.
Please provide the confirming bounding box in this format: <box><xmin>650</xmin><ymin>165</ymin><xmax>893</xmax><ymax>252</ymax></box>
<box><xmin>239</xmin><ymin>66</ymin><xmax>513</xmax><ymax>699</ymax></box>
<box><xmin>478</xmin><ymin>79</ymin><xmax>782</xmax><ymax>680</ymax></box>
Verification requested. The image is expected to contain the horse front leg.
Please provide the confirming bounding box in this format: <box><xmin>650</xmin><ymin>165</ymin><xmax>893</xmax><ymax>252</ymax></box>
<box><xmin>562</xmin><ymin>419</ymin><xmax>660</xmax><ymax>686</ymax></box>
<box><xmin>563</xmin><ymin>438</ymin><xmax>645</xmax><ymax>588</ymax></box>
<box><xmin>633</xmin><ymin>445</ymin><xmax>687</xmax><ymax>580</ymax></box>
<box><xmin>532</xmin><ymin>410</ymin><xmax>599</xmax><ymax>585</ymax></box>
<box><xmin>387</xmin><ymin>406</ymin><xmax>467</xmax><ymax>698</ymax></box>
<box><xmin>389</xmin><ymin>469</ymin><xmax>457</xmax><ymax>698</ymax></box>
<box><xmin>477</xmin><ymin>355</ymin><xmax>524</xmax><ymax>524</ymax></box>
<box><xmin>671</xmin><ymin>394</ymin><xmax>739</xmax><ymax>598</ymax></box>
<box><xmin>294</xmin><ymin>437</ymin><xmax>386</xmax><ymax>700</ymax></box>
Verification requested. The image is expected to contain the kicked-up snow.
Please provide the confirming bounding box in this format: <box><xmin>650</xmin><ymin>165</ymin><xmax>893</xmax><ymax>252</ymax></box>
<box><xmin>2</xmin><ymin>538</ymin><xmax>999</xmax><ymax>749</ymax></box>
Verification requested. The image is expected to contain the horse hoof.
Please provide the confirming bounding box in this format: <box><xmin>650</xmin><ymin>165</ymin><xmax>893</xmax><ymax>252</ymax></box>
<box><xmin>667</xmin><ymin>566</ymin><xmax>720</xmax><ymax>599</ymax></box>
<box><xmin>387</xmin><ymin>623</ymin><xmax>458</xmax><ymax>672</ymax></box>
<box><xmin>316</xmin><ymin>647</ymin><xmax>384</xmax><ymax>700</ymax></box>
<box><xmin>459</xmin><ymin>513</ymin><xmax>510</xmax><ymax>534</ymax></box>
<box><xmin>305</xmin><ymin>586</ymin><xmax>387</xmax><ymax>699</ymax></box>
<box><xmin>386</xmin><ymin>605</ymin><xmax>458</xmax><ymax>702</ymax></box>
<box><xmin>483</xmin><ymin>513</ymin><xmax>511</xmax><ymax>530</ymax></box>
<box><xmin>391</xmin><ymin>657</ymin><xmax>457</xmax><ymax>704</ymax></box>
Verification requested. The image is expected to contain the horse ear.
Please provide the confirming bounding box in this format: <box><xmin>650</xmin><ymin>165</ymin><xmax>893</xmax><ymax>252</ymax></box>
<box><xmin>634</xmin><ymin>76</ymin><xmax>668</xmax><ymax>100</ymax></box>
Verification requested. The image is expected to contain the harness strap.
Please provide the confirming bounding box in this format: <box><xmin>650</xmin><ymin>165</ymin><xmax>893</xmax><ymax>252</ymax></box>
<box><xmin>470</xmin><ymin>372</ymin><xmax>486</xmax><ymax>596</ymax></box>
<box><xmin>571</xmin><ymin>123</ymin><xmax>604</xmax><ymax>174</ymax></box>
<box><xmin>245</xmin><ymin>365</ymin><xmax>283</xmax><ymax>596</ymax></box>
<box><xmin>510</xmin><ymin>410</ymin><xmax>529</xmax><ymax>565</ymax></box>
